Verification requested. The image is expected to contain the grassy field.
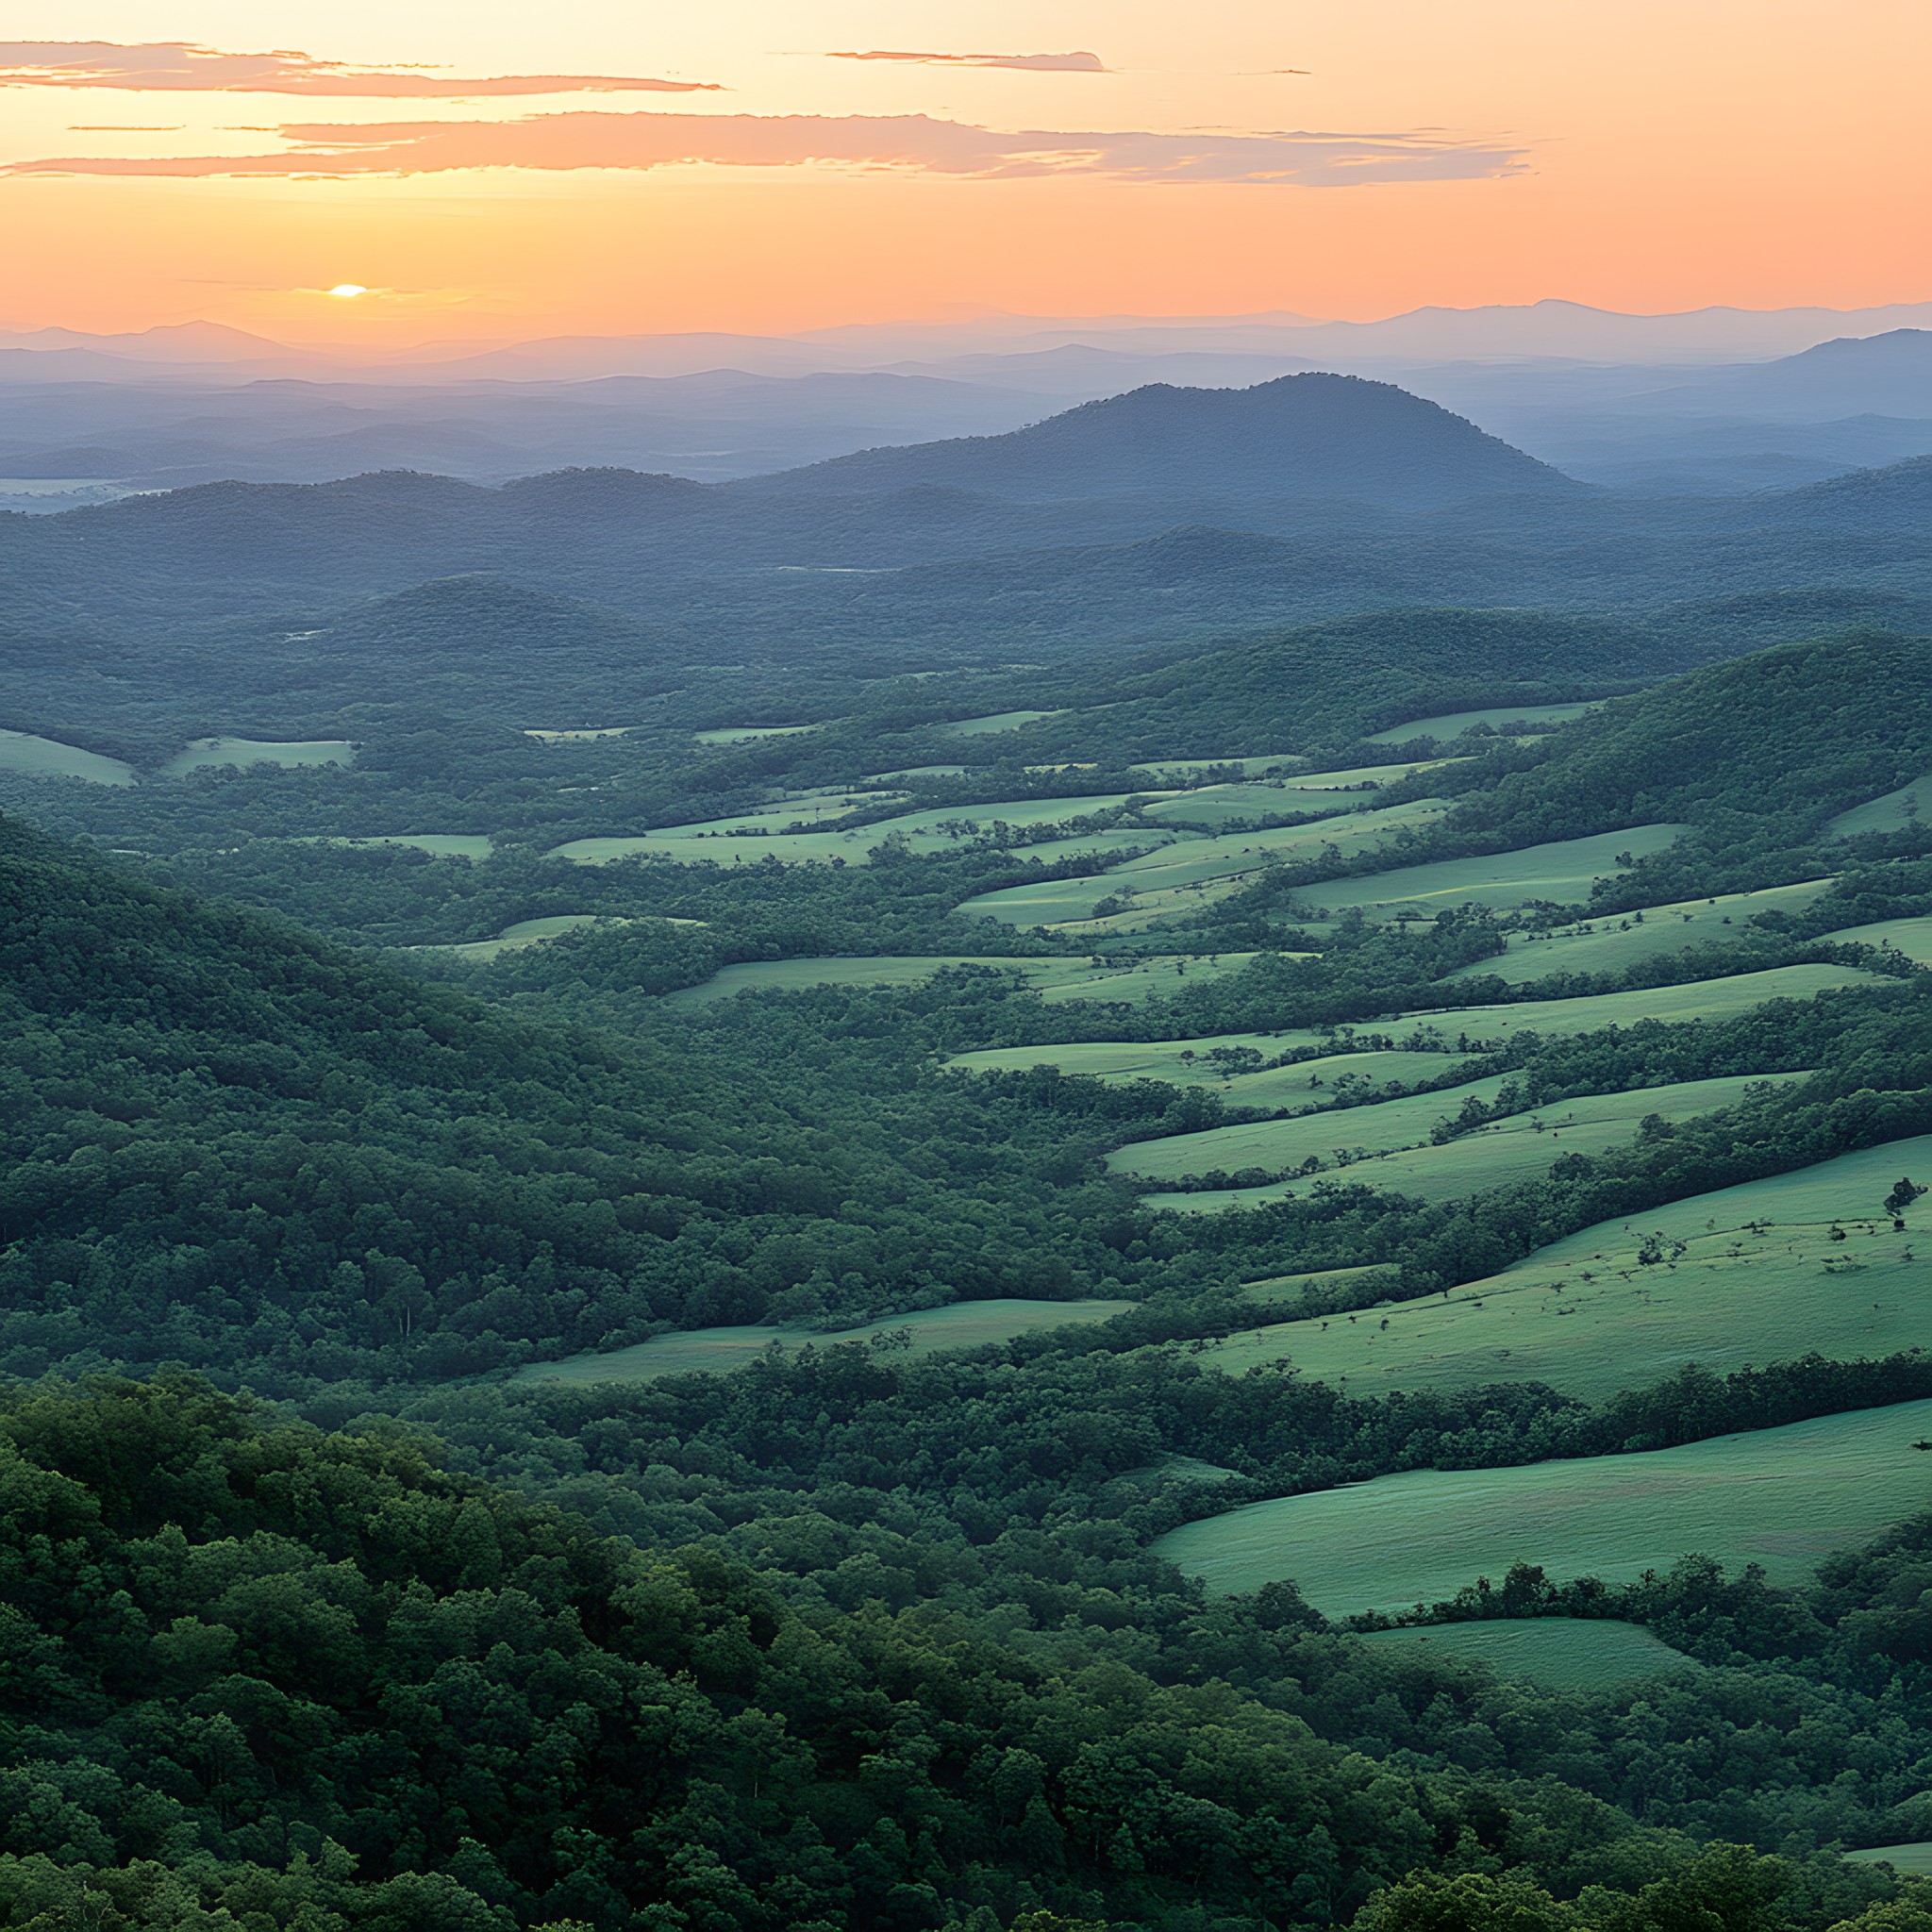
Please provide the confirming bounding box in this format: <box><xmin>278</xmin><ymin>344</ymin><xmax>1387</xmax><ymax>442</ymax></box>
<box><xmin>1302</xmin><ymin>825</ymin><xmax>1687</xmax><ymax>921</ymax></box>
<box><xmin>1444</xmin><ymin>879</ymin><xmax>1840</xmax><ymax>986</ymax></box>
<box><xmin>415</xmin><ymin>913</ymin><xmax>675</xmax><ymax>961</ymax></box>
<box><xmin>1846</xmin><ymin>1846</ymin><xmax>1932</xmax><ymax>1875</ymax></box>
<box><xmin>523</xmin><ymin>725</ymin><xmax>637</xmax><ymax>741</ymax></box>
<box><xmin>312</xmin><ymin>835</ymin><xmax>493</xmax><ymax>859</ymax></box>
<box><xmin>164</xmin><ymin>737</ymin><xmax>356</xmax><ymax>776</ymax></box>
<box><xmin>1140</xmin><ymin>766</ymin><xmax>1455</xmax><ymax>830</ymax></box>
<box><xmin>1827</xmin><ymin>771</ymin><xmax>1932</xmax><ymax>838</ymax></box>
<box><xmin>958</xmin><ymin>799</ymin><xmax>1447</xmax><ymax>930</ymax></box>
<box><xmin>1820</xmin><ymin>914</ymin><xmax>1932</xmax><ymax>965</ymax></box>
<box><xmin>1193</xmin><ymin>1132</ymin><xmax>1932</xmax><ymax>1399</ymax></box>
<box><xmin>1354</xmin><ymin>1619</ymin><xmax>1696</xmax><ymax>1692</ymax></box>
<box><xmin>551</xmin><ymin>792</ymin><xmax>1167</xmax><ymax>867</ymax></box>
<box><xmin>1153</xmin><ymin>1394</ymin><xmax>1932</xmax><ymax>1614</ymax></box>
<box><xmin>940</xmin><ymin>708</ymin><xmax>1069</xmax><ymax>737</ymax></box>
<box><xmin>1217</xmin><ymin>1049</ymin><xmax>1479</xmax><ymax>1108</ymax></box>
<box><xmin>1109</xmin><ymin>1071</ymin><xmax>1517</xmax><ymax>1180</ymax></box>
<box><xmin>0</xmin><ymin>728</ymin><xmax>137</xmax><ymax>786</ymax></box>
<box><xmin>692</xmin><ymin>724</ymin><xmax>824</xmax><ymax>745</ymax></box>
<box><xmin>1399</xmin><ymin>962</ymin><xmax>1876</xmax><ymax>1047</ymax></box>
<box><xmin>1141</xmin><ymin>1071</ymin><xmax>1808</xmax><ymax>1211</ymax></box>
<box><xmin>1368</xmin><ymin>701</ymin><xmax>1603</xmax><ymax>744</ymax></box>
<box><xmin>1130</xmin><ymin>755</ymin><xmax>1305</xmax><ymax>779</ymax></box>
<box><xmin>948</xmin><ymin>1032</ymin><xmax>1337</xmax><ymax>1084</ymax></box>
<box><xmin>517</xmin><ymin>1297</ymin><xmax>1139</xmax><ymax>1384</ymax></box>
<box><xmin>618</xmin><ymin>793</ymin><xmax>906</xmax><ymax>839</ymax></box>
<box><xmin>666</xmin><ymin>952</ymin><xmax>1269</xmax><ymax>1009</ymax></box>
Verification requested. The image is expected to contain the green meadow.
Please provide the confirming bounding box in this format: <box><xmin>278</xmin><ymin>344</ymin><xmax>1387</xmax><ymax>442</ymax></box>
<box><xmin>1300</xmin><ymin>824</ymin><xmax>1687</xmax><ymax>920</ymax></box>
<box><xmin>1129</xmin><ymin>755</ymin><xmax>1305</xmax><ymax>779</ymax></box>
<box><xmin>415</xmin><ymin>913</ymin><xmax>689</xmax><ymax>961</ymax></box>
<box><xmin>939</xmin><ymin>708</ymin><xmax>1069</xmax><ymax>737</ymax></box>
<box><xmin>1139</xmin><ymin>764</ymin><xmax>1457</xmax><ymax>829</ymax></box>
<box><xmin>164</xmin><ymin>737</ymin><xmax>357</xmax><ymax>776</ymax></box>
<box><xmin>517</xmin><ymin>1297</ymin><xmax>1139</xmax><ymax>1384</ymax></box>
<box><xmin>1400</xmin><ymin>961</ymin><xmax>1876</xmax><ymax>1047</ymax></box>
<box><xmin>1820</xmin><ymin>913</ymin><xmax>1932</xmax><ymax>965</ymax></box>
<box><xmin>1353</xmin><ymin>1619</ymin><xmax>1697</xmax><ymax>1693</ymax></box>
<box><xmin>523</xmin><ymin>725</ymin><xmax>637</xmax><ymax>741</ymax></box>
<box><xmin>1368</xmin><ymin>701</ymin><xmax>1603</xmax><ymax>743</ymax></box>
<box><xmin>1109</xmin><ymin>1071</ymin><xmax>1518</xmax><ymax>1180</ymax></box>
<box><xmin>1198</xmin><ymin>1132</ymin><xmax>1932</xmax><ymax>1399</ymax></box>
<box><xmin>1846</xmin><ymin>1847</ymin><xmax>1932</xmax><ymax>1875</ymax></box>
<box><xmin>0</xmin><ymin>727</ymin><xmax>137</xmax><ymax>786</ymax></box>
<box><xmin>1827</xmin><ymin>770</ymin><xmax>1932</xmax><ymax>838</ymax></box>
<box><xmin>549</xmin><ymin>791</ymin><xmax>1167</xmax><ymax>867</ymax></box>
<box><xmin>1153</xmin><ymin>1394</ymin><xmax>1932</xmax><ymax>1614</ymax></box>
<box><xmin>667</xmin><ymin>952</ymin><xmax>1268</xmax><ymax>1008</ymax></box>
<box><xmin>946</xmin><ymin>1032</ymin><xmax>1339</xmax><ymax>1084</ymax></box>
<box><xmin>692</xmin><ymin>723</ymin><xmax>824</xmax><ymax>744</ymax></box>
<box><xmin>958</xmin><ymin>798</ymin><xmax>1447</xmax><ymax>929</ymax></box>
<box><xmin>1140</xmin><ymin>1071</ymin><xmax>1807</xmax><ymax>1211</ymax></box>
<box><xmin>1446</xmin><ymin>879</ymin><xmax>1840</xmax><ymax>986</ymax></box>
<box><xmin>312</xmin><ymin>834</ymin><xmax>493</xmax><ymax>859</ymax></box>
<box><xmin>1215</xmin><ymin>1049</ymin><xmax>1478</xmax><ymax>1108</ymax></box>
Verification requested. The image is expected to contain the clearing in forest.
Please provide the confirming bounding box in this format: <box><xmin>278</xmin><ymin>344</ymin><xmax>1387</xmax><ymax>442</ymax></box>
<box><xmin>1192</xmin><ymin>1132</ymin><xmax>1932</xmax><ymax>1399</ymax></box>
<box><xmin>1298</xmin><ymin>824</ymin><xmax>1687</xmax><ymax>921</ymax></box>
<box><xmin>164</xmin><ymin>737</ymin><xmax>356</xmax><ymax>775</ymax></box>
<box><xmin>692</xmin><ymin>723</ymin><xmax>825</xmax><ymax>744</ymax></box>
<box><xmin>664</xmin><ymin>952</ymin><xmax>1267</xmax><ymax>1008</ymax></box>
<box><xmin>1153</xmin><ymin>1392</ymin><xmax>1932</xmax><ymax>1614</ymax></box>
<box><xmin>1137</xmin><ymin>1071</ymin><xmax>1809</xmax><ymax>1210</ymax></box>
<box><xmin>1827</xmin><ymin>771</ymin><xmax>1932</xmax><ymax>839</ymax></box>
<box><xmin>1367</xmin><ymin>701</ymin><xmax>1603</xmax><ymax>744</ymax></box>
<box><xmin>517</xmin><ymin>1297</ymin><xmax>1139</xmax><ymax>1384</ymax></box>
<box><xmin>310</xmin><ymin>834</ymin><xmax>493</xmax><ymax>859</ymax></box>
<box><xmin>1353</xmin><ymin>1619</ymin><xmax>1697</xmax><ymax>1693</ymax></box>
<box><xmin>0</xmin><ymin>728</ymin><xmax>137</xmax><ymax>786</ymax></box>
<box><xmin>1443</xmin><ymin>879</ymin><xmax>1840</xmax><ymax>986</ymax></box>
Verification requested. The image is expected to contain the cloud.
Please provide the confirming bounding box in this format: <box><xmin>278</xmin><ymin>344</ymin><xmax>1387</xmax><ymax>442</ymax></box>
<box><xmin>2</xmin><ymin>108</ymin><xmax>1528</xmax><ymax>188</ymax></box>
<box><xmin>0</xmin><ymin>41</ymin><xmax>722</xmax><ymax>96</ymax></box>
<box><xmin>827</xmin><ymin>50</ymin><xmax>1108</xmax><ymax>73</ymax></box>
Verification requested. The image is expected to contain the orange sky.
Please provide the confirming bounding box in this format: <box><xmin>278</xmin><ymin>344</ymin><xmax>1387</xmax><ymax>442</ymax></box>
<box><xmin>1</xmin><ymin>0</ymin><xmax>1926</xmax><ymax>341</ymax></box>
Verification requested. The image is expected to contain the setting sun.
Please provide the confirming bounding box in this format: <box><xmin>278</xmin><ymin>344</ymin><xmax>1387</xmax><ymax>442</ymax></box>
<box><xmin>325</xmin><ymin>283</ymin><xmax>369</xmax><ymax>299</ymax></box>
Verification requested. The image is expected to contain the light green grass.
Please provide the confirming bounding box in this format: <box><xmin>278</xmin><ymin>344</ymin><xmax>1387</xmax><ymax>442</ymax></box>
<box><xmin>416</xmin><ymin>913</ymin><xmax>677</xmax><ymax>961</ymax></box>
<box><xmin>1398</xmin><ymin>963</ymin><xmax>1876</xmax><ymax>1049</ymax></box>
<box><xmin>0</xmin><ymin>728</ymin><xmax>137</xmax><ymax>786</ymax></box>
<box><xmin>693</xmin><ymin>723</ymin><xmax>825</xmax><ymax>744</ymax></box>
<box><xmin>1846</xmin><ymin>1846</ymin><xmax>1932</xmax><ymax>1875</ymax></box>
<box><xmin>165</xmin><ymin>737</ymin><xmax>356</xmax><ymax>776</ymax></box>
<box><xmin>1305</xmin><ymin>825</ymin><xmax>1687</xmax><ymax>921</ymax></box>
<box><xmin>948</xmin><ymin>1032</ymin><xmax>1338</xmax><ymax>1085</ymax></box>
<box><xmin>1218</xmin><ymin>1050</ymin><xmax>1474</xmax><ymax>1108</ymax></box>
<box><xmin>549</xmin><ymin>792</ymin><xmax>1167</xmax><ymax>867</ymax></box>
<box><xmin>1196</xmin><ymin>1133</ymin><xmax>1932</xmax><ymax>1399</ymax></box>
<box><xmin>1112</xmin><ymin>1073</ymin><xmax>1517</xmax><ymax>1180</ymax></box>
<box><xmin>1828</xmin><ymin>772</ymin><xmax>1932</xmax><ymax>838</ymax></box>
<box><xmin>1129</xmin><ymin>755</ymin><xmax>1307</xmax><ymax>779</ymax></box>
<box><xmin>1819</xmin><ymin>914</ymin><xmax>1932</xmax><ymax>966</ymax></box>
<box><xmin>1354</xmin><ymin>1619</ymin><xmax>1696</xmax><ymax>1692</ymax></box>
<box><xmin>1446</xmin><ymin>880</ymin><xmax>1840</xmax><ymax>986</ymax></box>
<box><xmin>518</xmin><ymin>1297</ymin><xmax>1138</xmax><ymax>1384</ymax></box>
<box><xmin>523</xmin><ymin>725</ymin><xmax>636</xmax><ymax>741</ymax></box>
<box><xmin>312</xmin><ymin>835</ymin><xmax>493</xmax><ymax>860</ymax></box>
<box><xmin>1141</xmin><ymin>1072</ymin><xmax>1808</xmax><ymax>1211</ymax></box>
<box><xmin>1368</xmin><ymin>702</ymin><xmax>1602</xmax><ymax>744</ymax></box>
<box><xmin>1140</xmin><ymin>769</ymin><xmax>1460</xmax><ymax>831</ymax></box>
<box><xmin>863</xmin><ymin>764</ymin><xmax>973</xmax><ymax>781</ymax></box>
<box><xmin>958</xmin><ymin>799</ymin><xmax>1447</xmax><ymax>930</ymax></box>
<box><xmin>1154</xmin><ymin>1394</ymin><xmax>1932</xmax><ymax>1614</ymax></box>
<box><xmin>665</xmin><ymin>952</ymin><xmax>1269</xmax><ymax>1009</ymax></box>
<box><xmin>621</xmin><ymin>793</ymin><xmax>906</xmax><ymax>838</ymax></box>
<box><xmin>940</xmin><ymin>708</ymin><xmax>1068</xmax><ymax>738</ymax></box>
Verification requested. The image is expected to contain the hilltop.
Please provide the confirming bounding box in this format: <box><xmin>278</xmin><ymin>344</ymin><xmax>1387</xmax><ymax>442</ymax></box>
<box><xmin>741</xmin><ymin>373</ymin><xmax>1585</xmax><ymax>507</ymax></box>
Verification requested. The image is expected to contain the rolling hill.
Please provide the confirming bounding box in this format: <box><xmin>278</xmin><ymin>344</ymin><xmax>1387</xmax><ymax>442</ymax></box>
<box><xmin>741</xmin><ymin>373</ymin><xmax>1586</xmax><ymax>507</ymax></box>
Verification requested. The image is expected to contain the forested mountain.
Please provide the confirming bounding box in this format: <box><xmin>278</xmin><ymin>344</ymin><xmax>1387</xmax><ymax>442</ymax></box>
<box><xmin>736</xmin><ymin>375</ymin><xmax>1583</xmax><ymax>506</ymax></box>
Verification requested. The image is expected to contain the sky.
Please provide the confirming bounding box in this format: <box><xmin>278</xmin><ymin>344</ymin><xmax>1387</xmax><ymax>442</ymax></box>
<box><xmin>0</xmin><ymin>1</ymin><xmax>1926</xmax><ymax>343</ymax></box>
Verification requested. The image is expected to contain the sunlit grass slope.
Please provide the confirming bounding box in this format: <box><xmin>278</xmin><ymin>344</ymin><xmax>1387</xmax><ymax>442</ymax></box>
<box><xmin>1154</xmin><ymin>1394</ymin><xmax>1932</xmax><ymax>1614</ymax></box>
<box><xmin>1354</xmin><ymin>1619</ymin><xmax>1696</xmax><ymax>1692</ymax></box>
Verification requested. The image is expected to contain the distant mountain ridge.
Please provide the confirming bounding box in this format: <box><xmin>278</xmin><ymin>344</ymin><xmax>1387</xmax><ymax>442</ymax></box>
<box><xmin>737</xmin><ymin>375</ymin><xmax>1584</xmax><ymax>507</ymax></box>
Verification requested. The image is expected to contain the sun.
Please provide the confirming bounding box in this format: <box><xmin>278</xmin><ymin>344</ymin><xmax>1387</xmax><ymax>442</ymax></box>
<box><xmin>326</xmin><ymin>284</ymin><xmax>370</xmax><ymax>300</ymax></box>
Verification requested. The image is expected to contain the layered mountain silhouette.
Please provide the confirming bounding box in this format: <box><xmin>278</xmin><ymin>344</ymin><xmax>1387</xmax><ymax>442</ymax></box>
<box><xmin>740</xmin><ymin>374</ymin><xmax>1583</xmax><ymax>506</ymax></box>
